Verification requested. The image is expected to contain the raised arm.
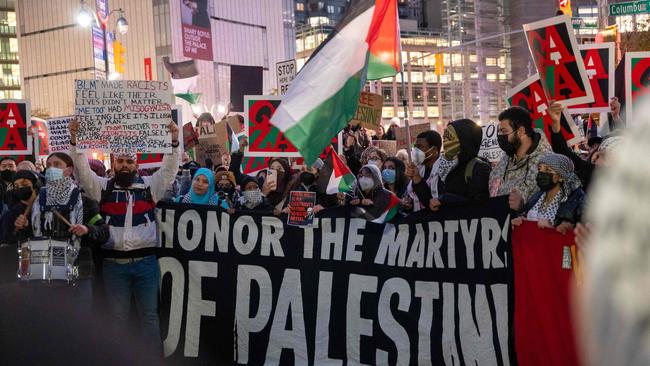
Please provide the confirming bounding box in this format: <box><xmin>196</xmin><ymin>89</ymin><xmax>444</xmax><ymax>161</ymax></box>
<box><xmin>150</xmin><ymin>122</ymin><xmax>181</xmax><ymax>202</ymax></box>
<box><xmin>69</xmin><ymin>119</ymin><xmax>106</xmax><ymax>201</ymax></box>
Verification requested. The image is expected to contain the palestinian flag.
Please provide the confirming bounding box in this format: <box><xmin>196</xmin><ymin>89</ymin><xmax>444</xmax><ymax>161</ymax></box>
<box><xmin>163</xmin><ymin>57</ymin><xmax>201</xmax><ymax>104</ymax></box>
<box><xmin>271</xmin><ymin>0</ymin><xmax>401</xmax><ymax>165</ymax></box>
<box><xmin>354</xmin><ymin>191</ymin><xmax>400</xmax><ymax>224</ymax></box>
<box><xmin>318</xmin><ymin>147</ymin><xmax>355</xmax><ymax>194</ymax></box>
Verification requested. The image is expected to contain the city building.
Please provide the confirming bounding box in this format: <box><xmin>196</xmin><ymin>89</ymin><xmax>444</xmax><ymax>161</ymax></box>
<box><xmin>16</xmin><ymin>0</ymin><xmax>296</xmax><ymax>120</ymax></box>
<box><xmin>0</xmin><ymin>0</ymin><xmax>20</xmax><ymax>100</ymax></box>
<box><xmin>294</xmin><ymin>0</ymin><xmax>349</xmax><ymax>26</ymax></box>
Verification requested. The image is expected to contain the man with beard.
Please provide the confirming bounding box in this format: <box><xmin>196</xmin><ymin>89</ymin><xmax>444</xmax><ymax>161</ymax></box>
<box><xmin>489</xmin><ymin>106</ymin><xmax>552</xmax><ymax>211</ymax></box>
<box><xmin>68</xmin><ymin>120</ymin><xmax>180</xmax><ymax>352</ymax></box>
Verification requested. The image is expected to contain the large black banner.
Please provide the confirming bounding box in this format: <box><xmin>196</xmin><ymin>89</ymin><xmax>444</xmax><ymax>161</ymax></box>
<box><xmin>156</xmin><ymin>197</ymin><xmax>515</xmax><ymax>365</ymax></box>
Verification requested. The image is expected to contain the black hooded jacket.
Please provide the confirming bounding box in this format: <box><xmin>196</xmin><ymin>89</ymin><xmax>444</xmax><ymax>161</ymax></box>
<box><xmin>440</xmin><ymin>119</ymin><xmax>491</xmax><ymax>202</ymax></box>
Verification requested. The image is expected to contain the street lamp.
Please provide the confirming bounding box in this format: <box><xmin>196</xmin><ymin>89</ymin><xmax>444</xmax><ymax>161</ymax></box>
<box><xmin>76</xmin><ymin>0</ymin><xmax>128</xmax><ymax>79</ymax></box>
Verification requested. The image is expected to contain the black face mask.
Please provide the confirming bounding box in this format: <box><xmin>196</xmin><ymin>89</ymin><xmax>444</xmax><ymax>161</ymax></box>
<box><xmin>497</xmin><ymin>134</ymin><xmax>519</xmax><ymax>157</ymax></box>
<box><xmin>1</xmin><ymin>169</ymin><xmax>14</xmax><ymax>182</ymax></box>
<box><xmin>114</xmin><ymin>170</ymin><xmax>136</xmax><ymax>187</ymax></box>
<box><xmin>13</xmin><ymin>186</ymin><xmax>33</xmax><ymax>201</ymax></box>
<box><xmin>300</xmin><ymin>171</ymin><xmax>316</xmax><ymax>186</ymax></box>
<box><xmin>536</xmin><ymin>172</ymin><xmax>557</xmax><ymax>192</ymax></box>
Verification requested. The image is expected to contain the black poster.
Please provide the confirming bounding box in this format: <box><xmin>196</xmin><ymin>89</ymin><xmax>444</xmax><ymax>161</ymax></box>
<box><xmin>156</xmin><ymin>197</ymin><xmax>515</xmax><ymax>365</ymax></box>
<box><xmin>230</xmin><ymin>65</ymin><xmax>263</xmax><ymax>112</ymax></box>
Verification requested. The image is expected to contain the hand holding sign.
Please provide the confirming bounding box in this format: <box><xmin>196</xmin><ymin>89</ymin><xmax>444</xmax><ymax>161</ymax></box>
<box><xmin>69</xmin><ymin>119</ymin><xmax>80</xmax><ymax>145</ymax></box>
<box><xmin>548</xmin><ymin>100</ymin><xmax>563</xmax><ymax>133</ymax></box>
<box><xmin>169</xmin><ymin>121</ymin><xmax>179</xmax><ymax>143</ymax></box>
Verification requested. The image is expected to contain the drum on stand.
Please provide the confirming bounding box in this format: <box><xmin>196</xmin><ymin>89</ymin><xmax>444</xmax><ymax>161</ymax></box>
<box><xmin>17</xmin><ymin>238</ymin><xmax>79</xmax><ymax>283</ymax></box>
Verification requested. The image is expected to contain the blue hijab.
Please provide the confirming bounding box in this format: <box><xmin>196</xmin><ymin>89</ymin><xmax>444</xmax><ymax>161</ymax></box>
<box><xmin>176</xmin><ymin>168</ymin><xmax>219</xmax><ymax>204</ymax></box>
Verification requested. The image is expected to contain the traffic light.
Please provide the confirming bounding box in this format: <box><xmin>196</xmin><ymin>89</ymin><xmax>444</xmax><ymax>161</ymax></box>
<box><xmin>434</xmin><ymin>53</ymin><xmax>444</xmax><ymax>76</ymax></box>
<box><xmin>114</xmin><ymin>41</ymin><xmax>125</xmax><ymax>74</ymax></box>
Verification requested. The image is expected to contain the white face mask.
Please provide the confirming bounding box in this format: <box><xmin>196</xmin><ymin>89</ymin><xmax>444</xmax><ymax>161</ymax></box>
<box><xmin>410</xmin><ymin>147</ymin><xmax>433</xmax><ymax>165</ymax></box>
<box><xmin>358</xmin><ymin>176</ymin><xmax>374</xmax><ymax>191</ymax></box>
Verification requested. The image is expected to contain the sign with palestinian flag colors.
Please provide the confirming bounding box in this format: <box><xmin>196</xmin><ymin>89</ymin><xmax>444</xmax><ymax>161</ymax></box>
<box><xmin>507</xmin><ymin>74</ymin><xmax>581</xmax><ymax>146</ymax></box>
<box><xmin>523</xmin><ymin>15</ymin><xmax>594</xmax><ymax>107</ymax></box>
<box><xmin>245</xmin><ymin>95</ymin><xmax>300</xmax><ymax>158</ymax></box>
<box><xmin>32</xmin><ymin>117</ymin><xmax>49</xmax><ymax>158</ymax></box>
<box><xmin>271</xmin><ymin>0</ymin><xmax>401</xmax><ymax>165</ymax></box>
<box><xmin>0</xmin><ymin>100</ymin><xmax>32</xmax><ymax>156</ymax></box>
<box><xmin>242</xmin><ymin>156</ymin><xmax>271</xmax><ymax>176</ymax></box>
<box><xmin>568</xmin><ymin>43</ymin><xmax>615</xmax><ymax>113</ymax></box>
<box><xmin>625</xmin><ymin>51</ymin><xmax>650</xmax><ymax>124</ymax></box>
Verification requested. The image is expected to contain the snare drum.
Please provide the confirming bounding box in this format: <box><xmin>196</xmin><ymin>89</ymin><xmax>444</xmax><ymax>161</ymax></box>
<box><xmin>17</xmin><ymin>238</ymin><xmax>79</xmax><ymax>283</ymax></box>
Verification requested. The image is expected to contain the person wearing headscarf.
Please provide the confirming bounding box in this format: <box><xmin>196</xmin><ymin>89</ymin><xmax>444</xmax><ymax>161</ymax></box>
<box><xmin>360</xmin><ymin>145</ymin><xmax>387</xmax><ymax>169</ymax></box>
<box><xmin>88</xmin><ymin>159</ymin><xmax>107</xmax><ymax>177</ymax></box>
<box><xmin>430</xmin><ymin>119</ymin><xmax>491</xmax><ymax>211</ymax></box>
<box><xmin>175</xmin><ymin>168</ymin><xmax>219</xmax><ymax>205</ymax></box>
<box><xmin>16</xmin><ymin>160</ymin><xmax>37</xmax><ymax>172</ymax></box>
<box><xmin>214</xmin><ymin>170</ymin><xmax>239</xmax><ymax>209</ymax></box>
<box><xmin>591</xmin><ymin>135</ymin><xmax>623</xmax><ymax>168</ymax></box>
<box><xmin>511</xmin><ymin>153</ymin><xmax>585</xmax><ymax>233</ymax></box>
<box><xmin>235</xmin><ymin>175</ymin><xmax>274</xmax><ymax>212</ymax></box>
<box><xmin>349</xmin><ymin>164</ymin><xmax>400</xmax><ymax>223</ymax></box>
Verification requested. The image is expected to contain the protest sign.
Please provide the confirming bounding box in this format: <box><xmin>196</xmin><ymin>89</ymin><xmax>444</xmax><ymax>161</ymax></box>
<box><xmin>372</xmin><ymin>139</ymin><xmax>397</xmax><ymax>156</ymax></box>
<box><xmin>276</xmin><ymin>59</ymin><xmax>296</xmax><ymax>95</ymax></box>
<box><xmin>524</xmin><ymin>15</ymin><xmax>594</xmax><ymax>107</ymax></box>
<box><xmin>183</xmin><ymin>122</ymin><xmax>199</xmax><ymax>150</ymax></box>
<box><xmin>47</xmin><ymin>116</ymin><xmax>73</xmax><ymax>154</ymax></box>
<box><xmin>74</xmin><ymin>79</ymin><xmax>173</xmax><ymax>154</ymax></box>
<box><xmin>242</xmin><ymin>156</ymin><xmax>271</xmax><ymax>176</ymax></box>
<box><xmin>512</xmin><ymin>221</ymin><xmax>580</xmax><ymax>366</ymax></box>
<box><xmin>0</xmin><ymin>100</ymin><xmax>32</xmax><ymax>156</ymax></box>
<box><xmin>244</xmin><ymin>95</ymin><xmax>300</xmax><ymax>157</ymax></box>
<box><xmin>349</xmin><ymin>92</ymin><xmax>384</xmax><ymax>130</ymax></box>
<box><xmin>394</xmin><ymin>123</ymin><xmax>431</xmax><ymax>150</ymax></box>
<box><xmin>479</xmin><ymin>122</ymin><xmax>505</xmax><ymax>163</ymax></box>
<box><xmin>507</xmin><ymin>74</ymin><xmax>581</xmax><ymax>146</ymax></box>
<box><xmin>157</xmin><ymin>198</ymin><xmax>516</xmax><ymax>365</ymax></box>
<box><xmin>625</xmin><ymin>51</ymin><xmax>650</xmax><ymax>124</ymax></box>
<box><xmin>287</xmin><ymin>191</ymin><xmax>316</xmax><ymax>227</ymax></box>
<box><xmin>137</xmin><ymin>107</ymin><xmax>183</xmax><ymax>169</ymax></box>
<box><xmin>569</xmin><ymin>43</ymin><xmax>616</xmax><ymax>113</ymax></box>
<box><xmin>32</xmin><ymin>117</ymin><xmax>49</xmax><ymax>158</ymax></box>
<box><xmin>180</xmin><ymin>0</ymin><xmax>213</xmax><ymax>61</ymax></box>
<box><xmin>195</xmin><ymin>123</ymin><xmax>224</xmax><ymax>166</ymax></box>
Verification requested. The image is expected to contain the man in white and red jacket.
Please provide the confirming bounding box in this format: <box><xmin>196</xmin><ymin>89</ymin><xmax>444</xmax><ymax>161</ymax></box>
<box><xmin>69</xmin><ymin>120</ymin><xmax>179</xmax><ymax>349</ymax></box>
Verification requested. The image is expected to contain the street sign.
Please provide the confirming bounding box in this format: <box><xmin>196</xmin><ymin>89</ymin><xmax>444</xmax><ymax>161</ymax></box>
<box><xmin>609</xmin><ymin>0</ymin><xmax>650</xmax><ymax>16</ymax></box>
<box><xmin>276</xmin><ymin>59</ymin><xmax>296</xmax><ymax>95</ymax></box>
<box><xmin>572</xmin><ymin>17</ymin><xmax>597</xmax><ymax>29</ymax></box>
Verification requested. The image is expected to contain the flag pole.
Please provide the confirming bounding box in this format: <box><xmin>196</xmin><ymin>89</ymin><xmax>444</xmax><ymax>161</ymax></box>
<box><xmin>400</xmin><ymin>70</ymin><xmax>412</xmax><ymax>162</ymax></box>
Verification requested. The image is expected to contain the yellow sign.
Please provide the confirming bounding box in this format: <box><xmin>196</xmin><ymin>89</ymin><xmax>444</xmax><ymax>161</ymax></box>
<box><xmin>434</xmin><ymin>53</ymin><xmax>444</xmax><ymax>76</ymax></box>
<box><xmin>114</xmin><ymin>41</ymin><xmax>125</xmax><ymax>74</ymax></box>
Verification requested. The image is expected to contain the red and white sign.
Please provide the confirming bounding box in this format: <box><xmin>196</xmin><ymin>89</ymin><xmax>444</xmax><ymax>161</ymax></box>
<box><xmin>144</xmin><ymin>57</ymin><xmax>153</xmax><ymax>81</ymax></box>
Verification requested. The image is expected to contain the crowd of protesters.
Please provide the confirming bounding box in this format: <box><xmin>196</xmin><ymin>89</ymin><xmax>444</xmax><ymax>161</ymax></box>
<box><xmin>0</xmin><ymin>97</ymin><xmax>625</xmax><ymax>354</ymax></box>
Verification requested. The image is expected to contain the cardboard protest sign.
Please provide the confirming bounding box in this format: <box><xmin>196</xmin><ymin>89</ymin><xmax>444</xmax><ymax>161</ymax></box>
<box><xmin>371</xmin><ymin>139</ymin><xmax>397</xmax><ymax>156</ymax></box>
<box><xmin>287</xmin><ymin>191</ymin><xmax>316</xmax><ymax>227</ymax></box>
<box><xmin>625</xmin><ymin>51</ymin><xmax>650</xmax><ymax>124</ymax></box>
<box><xmin>479</xmin><ymin>122</ymin><xmax>505</xmax><ymax>162</ymax></box>
<box><xmin>195</xmin><ymin>124</ymin><xmax>224</xmax><ymax>166</ymax></box>
<box><xmin>569</xmin><ymin>43</ymin><xmax>615</xmax><ymax>113</ymax></box>
<box><xmin>74</xmin><ymin>79</ymin><xmax>173</xmax><ymax>154</ymax></box>
<box><xmin>394</xmin><ymin>123</ymin><xmax>431</xmax><ymax>150</ymax></box>
<box><xmin>47</xmin><ymin>116</ymin><xmax>73</xmax><ymax>153</ymax></box>
<box><xmin>507</xmin><ymin>74</ymin><xmax>581</xmax><ymax>146</ymax></box>
<box><xmin>349</xmin><ymin>92</ymin><xmax>383</xmax><ymax>130</ymax></box>
<box><xmin>276</xmin><ymin>59</ymin><xmax>296</xmax><ymax>95</ymax></box>
<box><xmin>0</xmin><ymin>100</ymin><xmax>32</xmax><ymax>156</ymax></box>
<box><xmin>523</xmin><ymin>15</ymin><xmax>594</xmax><ymax>107</ymax></box>
<box><xmin>244</xmin><ymin>95</ymin><xmax>300</xmax><ymax>157</ymax></box>
<box><xmin>32</xmin><ymin>117</ymin><xmax>49</xmax><ymax>158</ymax></box>
<box><xmin>137</xmin><ymin>107</ymin><xmax>183</xmax><ymax>168</ymax></box>
<box><xmin>156</xmin><ymin>198</ymin><xmax>516</xmax><ymax>364</ymax></box>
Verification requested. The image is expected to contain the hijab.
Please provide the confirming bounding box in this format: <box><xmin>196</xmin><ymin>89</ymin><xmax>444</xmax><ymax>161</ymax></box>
<box><xmin>177</xmin><ymin>168</ymin><xmax>219</xmax><ymax>205</ymax></box>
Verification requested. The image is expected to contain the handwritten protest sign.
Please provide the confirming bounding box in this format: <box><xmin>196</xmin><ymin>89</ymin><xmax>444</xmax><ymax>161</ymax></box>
<box><xmin>137</xmin><ymin>108</ymin><xmax>183</xmax><ymax>168</ymax></box>
<box><xmin>625</xmin><ymin>51</ymin><xmax>650</xmax><ymax>124</ymax></box>
<box><xmin>46</xmin><ymin>116</ymin><xmax>73</xmax><ymax>153</ymax></box>
<box><xmin>507</xmin><ymin>74</ymin><xmax>581</xmax><ymax>146</ymax></box>
<box><xmin>74</xmin><ymin>79</ymin><xmax>173</xmax><ymax>154</ymax></box>
<box><xmin>479</xmin><ymin>123</ymin><xmax>505</xmax><ymax>162</ymax></box>
<box><xmin>524</xmin><ymin>15</ymin><xmax>594</xmax><ymax>107</ymax></box>
<box><xmin>0</xmin><ymin>100</ymin><xmax>31</xmax><ymax>156</ymax></box>
<box><xmin>394</xmin><ymin>123</ymin><xmax>431</xmax><ymax>150</ymax></box>
<box><xmin>287</xmin><ymin>191</ymin><xmax>316</xmax><ymax>227</ymax></box>
<box><xmin>244</xmin><ymin>95</ymin><xmax>300</xmax><ymax>157</ymax></box>
<box><xmin>349</xmin><ymin>92</ymin><xmax>383</xmax><ymax>130</ymax></box>
<box><xmin>569</xmin><ymin>43</ymin><xmax>615</xmax><ymax>113</ymax></box>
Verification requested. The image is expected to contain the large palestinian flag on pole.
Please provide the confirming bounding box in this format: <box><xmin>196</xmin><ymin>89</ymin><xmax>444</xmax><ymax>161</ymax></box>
<box><xmin>271</xmin><ymin>0</ymin><xmax>401</xmax><ymax>165</ymax></box>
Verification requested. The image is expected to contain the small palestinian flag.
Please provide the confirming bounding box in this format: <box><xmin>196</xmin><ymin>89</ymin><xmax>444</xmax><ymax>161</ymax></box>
<box><xmin>318</xmin><ymin>147</ymin><xmax>355</xmax><ymax>194</ymax></box>
<box><xmin>226</xmin><ymin>124</ymin><xmax>240</xmax><ymax>153</ymax></box>
<box><xmin>271</xmin><ymin>0</ymin><xmax>401</xmax><ymax>165</ymax></box>
<box><xmin>355</xmin><ymin>191</ymin><xmax>400</xmax><ymax>224</ymax></box>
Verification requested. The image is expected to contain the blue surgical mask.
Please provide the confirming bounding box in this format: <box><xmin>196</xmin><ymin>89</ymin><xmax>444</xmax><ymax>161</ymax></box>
<box><xmin>382</xmin><ymin>169</ymin><xmax>396</xmax><ymax>184</ymax></box>
<box><xmin>45</xmin><ymin>167</ymin><xmax>64</xmax><ymax>182</ymax></box>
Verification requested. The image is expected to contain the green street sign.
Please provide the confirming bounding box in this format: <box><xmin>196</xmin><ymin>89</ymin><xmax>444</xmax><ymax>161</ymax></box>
<box><xmin>572</xmin><ymin>17</ymin><xmax>598</xmax><ymax>29</ymax></box>
<box><xmin>609</xmin><ymin>0</ymin><xmax>650</xmax><ymax>16</ymax></box>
